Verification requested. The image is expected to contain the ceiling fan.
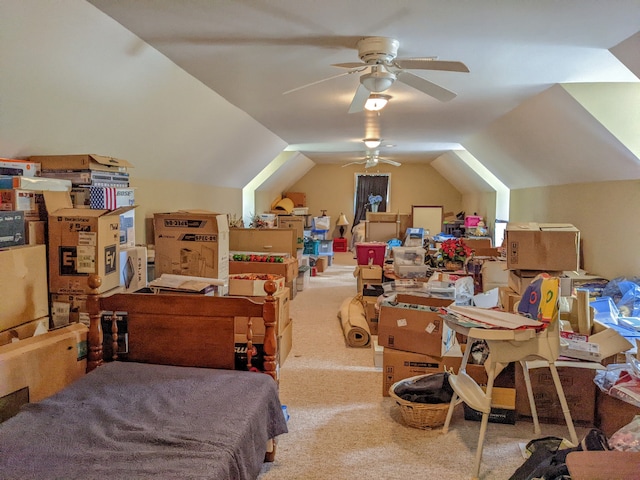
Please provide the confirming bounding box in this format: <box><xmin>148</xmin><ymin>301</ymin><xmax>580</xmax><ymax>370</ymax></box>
<box><xmin>342</xmin><ymin>150</ymin><xmax>401</xmax><ymax>169</ymax></box>
<box><xmin>284</xmin><ymin>36</ymin><xmax>469</xmax><ymax>113</ymax></box>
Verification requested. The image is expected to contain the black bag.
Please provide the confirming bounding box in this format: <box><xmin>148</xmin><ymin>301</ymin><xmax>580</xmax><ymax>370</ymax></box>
<box><xmin>509</xmin><ymin>429</ymin><xmax>610</xmax><ymax>480</ymax></box>
<box><xmin>394</xmin><ymin>372</ymin><xmax>454</xmax><ymax>404</ymax></box>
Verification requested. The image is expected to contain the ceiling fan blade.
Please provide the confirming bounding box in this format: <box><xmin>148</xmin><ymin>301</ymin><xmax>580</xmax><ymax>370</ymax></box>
<box><xmin>332</xmin><ymin>62</ymin><xmax>368</xmax><ymax>69</ymax></box>
<box><xmin>394</xmin><ymin>58</ymin><xmax>469</xmax><ymax>73</ymax></box>
<box><xmin>348</xmin><ymin>83</ymin><xmax>371</xmax><ymax>114</ymax></box>
<box><xmin>283</xmin><ymin>70</ymin><xmax>355</xmax><ymax>95</ymax></box>
<box><xmin>380</xmin><ymin>158</ymin><xmax>402</xmax><ymax>167</ymax></box>
<box><xmin>396</xmin><ymin>71</ymin><xmax>457</xmax><ymax>102</ymax></box>
<box><xmin>341</xmin><ymin>160</ymin><xmax>365</xmax><ymax>168</ymax></box>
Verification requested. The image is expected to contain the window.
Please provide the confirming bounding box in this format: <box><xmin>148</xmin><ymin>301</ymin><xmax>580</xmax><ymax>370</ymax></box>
<box><xmin>353</xmin><ymin>173</ymin><xmax>389</xmax><ymax>229</ymax></box>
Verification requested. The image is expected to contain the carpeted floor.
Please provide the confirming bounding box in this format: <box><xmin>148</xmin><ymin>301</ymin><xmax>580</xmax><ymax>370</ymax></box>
<box><xmin>258</xmin><ymin>252</ymin><xmax>585</xmax><ymax>480</ymax></box>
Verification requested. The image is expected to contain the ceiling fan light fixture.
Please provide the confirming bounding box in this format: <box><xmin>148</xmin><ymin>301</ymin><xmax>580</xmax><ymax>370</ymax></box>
<box><xmin>363</xmin><ymin>138</ymin><xmax>382</xmax><ymax>149</ymax></box>
<box><xmin>365</xmin><ymin>94</ymin><xmax>391</xmax><ymax>111</ymax></box>
<box><xmin>360</xmin><ymin>69</ymin><xmax>396</xmax><ymax>93</ymax></box>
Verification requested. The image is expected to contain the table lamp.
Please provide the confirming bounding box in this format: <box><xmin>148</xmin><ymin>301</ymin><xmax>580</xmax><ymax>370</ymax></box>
<box><xmin>336</xmin><ymin>213</ymin><xmax>349</xmax><ymax>238</ymax></box>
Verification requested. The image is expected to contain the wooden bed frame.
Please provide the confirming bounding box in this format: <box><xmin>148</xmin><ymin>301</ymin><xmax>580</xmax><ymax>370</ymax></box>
<box><xmin>85</xmin><ymin>274</ymin><xmax>280</xmax><ymax>380</ymax></box>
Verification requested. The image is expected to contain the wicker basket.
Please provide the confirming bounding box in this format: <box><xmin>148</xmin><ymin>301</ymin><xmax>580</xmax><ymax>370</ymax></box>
<box><xmin>389</xmin><ymin>374</ymin><xmax>452</xmax><ymax>430</ymax></box>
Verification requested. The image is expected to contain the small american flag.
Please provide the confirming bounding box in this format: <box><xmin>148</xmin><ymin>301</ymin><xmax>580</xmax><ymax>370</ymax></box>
<box><xmin>89</xmin><ymin>187</ymin><xmax>117</xmax><ymax>209</ymax></box>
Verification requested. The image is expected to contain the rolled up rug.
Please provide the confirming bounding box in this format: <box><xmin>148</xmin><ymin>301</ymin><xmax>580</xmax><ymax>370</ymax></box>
<box><xmin>337</xmin><ymin>296</ymin><xmax>371</xmax><ymax>347</ymax></box>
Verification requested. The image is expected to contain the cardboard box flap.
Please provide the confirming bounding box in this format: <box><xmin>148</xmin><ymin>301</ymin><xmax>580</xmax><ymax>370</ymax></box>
<box><xmin>43</xmin><ymin>191</ymin><xmax>136</xmax><ymax>217</ymax></box>
<box><xmin>103</xmin><ymin>205</ymin><xmax>137</xmax><ymax>217</ymax></box>
<box><xmin>42</xmin><ymin>190</ymin><xmax>73</xmax><ymax>213</ymax></box>
<box><xmin>539</xmin><ymin>223</ymin><xmax>579</xmax><ymax>232</ymax></box>
<box><xmin>32</xmin><ymin>154</ymin><xmax>132</xmax><ymax>169</ymax></box>
<box><xmin>85</xmin><ymin>154</ymin><xmax>133</xmax><ymax>169</ymax></box>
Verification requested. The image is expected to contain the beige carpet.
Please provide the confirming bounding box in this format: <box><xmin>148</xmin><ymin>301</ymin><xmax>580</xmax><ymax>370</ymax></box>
<box><xmin>258</xmin><ymin>252</ymin><xmax>586</xmax><ymax>480</ymax></box>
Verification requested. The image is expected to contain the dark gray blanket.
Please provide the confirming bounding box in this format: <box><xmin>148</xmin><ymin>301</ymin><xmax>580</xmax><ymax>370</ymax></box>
<box><xmin>0</xmin><ymin>362</ymin><xmax>288</xmax><ymax>480</ymax></box>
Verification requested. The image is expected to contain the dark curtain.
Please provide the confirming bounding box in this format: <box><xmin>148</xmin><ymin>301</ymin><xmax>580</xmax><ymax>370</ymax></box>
<box><xmin>352</xmin><ymin>174</ymin><xmax>389</xmax><ymax>231</ymax></box>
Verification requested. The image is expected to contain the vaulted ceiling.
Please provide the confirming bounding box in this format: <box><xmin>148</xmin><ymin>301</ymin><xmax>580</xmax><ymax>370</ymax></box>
<box><xmin>2</xmin><ymin>1</ymin><xmax>639</xmax><ymax>196</ymax></box>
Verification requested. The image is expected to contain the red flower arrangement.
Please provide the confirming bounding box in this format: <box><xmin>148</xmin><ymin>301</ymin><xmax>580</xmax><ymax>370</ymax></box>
<box><xmin>438</xmin><ymin>238</ymin><xmax>474</xmax><ymax>264</ymax></box>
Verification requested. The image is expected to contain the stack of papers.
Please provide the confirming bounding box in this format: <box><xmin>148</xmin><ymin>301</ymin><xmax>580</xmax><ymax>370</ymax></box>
<box><xmin>442</xmin><ymin>305</ymin><xmax>544</xmax><ymax>330</ymax></box>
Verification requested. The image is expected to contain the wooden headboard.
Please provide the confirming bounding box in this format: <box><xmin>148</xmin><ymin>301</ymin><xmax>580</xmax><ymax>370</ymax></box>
<box><xmin>85</xmin><ymin>275</ymin><xmax>279</xmax><ymax>381</ymax></box>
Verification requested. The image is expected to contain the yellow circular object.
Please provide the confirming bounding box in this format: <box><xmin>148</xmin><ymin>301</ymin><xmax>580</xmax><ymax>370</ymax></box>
<box><xmin>274</xmin><ymin>197</ymin><xmax>294</xmax><ymax>214</ymax></box>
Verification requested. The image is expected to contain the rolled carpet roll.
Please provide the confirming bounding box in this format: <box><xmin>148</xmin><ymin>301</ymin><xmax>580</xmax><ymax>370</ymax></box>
<box><xmin>337</xmin><ymin>296</ymin><xmax>371</xmax><ymax>347</ymax></box>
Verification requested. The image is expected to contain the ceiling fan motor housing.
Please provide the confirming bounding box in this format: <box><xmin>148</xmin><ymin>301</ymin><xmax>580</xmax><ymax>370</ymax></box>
<box><xmin>357</xmin><ymin>36</ymin><xmax>400</xmax><ymax>64</ymax></box>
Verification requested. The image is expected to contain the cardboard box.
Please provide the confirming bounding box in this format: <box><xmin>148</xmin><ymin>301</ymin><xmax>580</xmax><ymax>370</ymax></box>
<box><xmin>86</xmin><ymin>186</ymin><xmax>135</xmax><ymax>210</ymax></box>
<box><xmin>506</xmin><ymin>223</ymin><xmax>580</xmax><ymax>271</ymax></box>
<box><xmin>596</xmin><ymin>389</ymin><xmax>640</xmax><ymax>437</ymax></box>
<box><xmin>30</xmin><ymin>154</ymin><xmax>132</xmax><ymax>173</ymax></box>
<box><xmin>0</xmin><ymin>324</ymin><xmax>88</xmax><ymax>405</ymax></box>
<box><xmin>119</xmin><ymin>208</ymin><xmax>136</xmax><ymax>248</ymax></box>
<box><xmin>0</xmin><ymin>158</ymin><xmax>41</xmax><ymax>177</ymax></box>
<box><xmin>315</xmin><ymin>255</ymin><xmax>328</xmax><ymax>273</ymax></box>
<box><xmin>372</xmin><ymin>335</ymin><xmax>383</xmax><ymax>368</ymax></box>
<box><xmin>277</xmin><ymin>216</ymin><xmax>305</xmax><ymax>244</ymax></box>
<box><xmin>45</xmin><ymin>191</ymin><xmax>127</xmax><ymax>294</ymax></box>
<box><xmin>229</xmin><ymin>257</ymin><xmax>298</xmax><ymax>283</ymax></box>
<box><xmin>0</xmin><ymin>210</ymin><xmax>25</xmax><ymax>248</ymax></box>
<box><xmin>120</xmin><ymin>246</ymin><xmax>148</xmax><ymax>293</ymax></box>
<box><xmin>0</xmin><ymin>189</ymin><xmax>47</xmax><ymax>220</ymax></box>
<box><xmin>378</xmin><ymin>296</ymin><xmax>456</xmax><ymax>357</ymax></box>
<box><xmin>355</xmin><ymin>264</ymin><xmax>383</xmax><ymax>294</ymax></box>
<box><xmin>284</xmin><ymin>192</ymin><xmax>306</xmax><ymax>207</ymax></box>
<box><xmin>498</xmin><ymin>286</ymin><xmax>521</xmax><ymax>313</ymax></box>
<box><xmin>0</xmin><ymin>317</ymin><xmax>49</xmax><ymax>347</ymax></box>
<box><xmin>154</xmin><ymin>211</ymin><xmax>229</xmax><ymax>280</ymax></box>
<box><xmin>559</xmin><ymin>321</ymin><xmax>633</xmax><ymax>362</ymax></box>
<box><xmin>234</xmin><ymin>320</ymin><xmax>292</xmax><ymax>372</ymax></box>
<box><xmin>382</xmin><ymin>347</ymin><xmax>462</xmax><ymax>396</ymax></box>
<box><xmin>515</xmin><ymin>360</ymin><xmax>600</xmax><ymax>425</ymax></box>
<box><xmin>50</xmin><ymin>286</ymin><xmax>123</xmax><ymax>328</ymax></box>
<box><xmin>25</xmin><ymin>220</ymin><xmax>46</xmax><ymax>245</ymax></box>
<box><xmin>0</xmin><ymin>244</ymin><xmax>49</xmax><ymax>331</ymax></box>
<box><xmin>234</xmin><ymin>287</ymin><xmax>290</xmax><ymax>336</ymax></box>
<box><xmin>463</xmin><ymin>387</ymin><xmax>516</xmax><ymax>424</ymax></box>
<box><xmin>508</xmin><ymin>269</ymin><xmax>562</xmax><ymax>295</ymax></box>
<box><xmin>229</xmin><ymin>227</ymin><xmax>297</xmax><ymax>258</ymax></box>
<box><xmin>363</xmin><ymin>297</ymin><xmax>379</xmax><ymax>335</ymax></box>
<box><xmin>480</xmin><ymin>260</ymin><xmax>509</xmax><ymax>292</ymax></box>
<box><xmin>228</xmin><ymin>274</ymin><xmax>285</xmax><ymax>297</ymax></box>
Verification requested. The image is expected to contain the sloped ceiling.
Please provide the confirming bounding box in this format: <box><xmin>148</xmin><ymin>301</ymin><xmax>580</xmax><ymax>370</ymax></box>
<box><xmin>462</xmin><ymin>84</ymin><xmax>640</xmax><ymax>190</ymax></box>
<box><xmin>0</xmin><ymin>0</ymin><xmax>287</xmax><ymax>190</ymax></box>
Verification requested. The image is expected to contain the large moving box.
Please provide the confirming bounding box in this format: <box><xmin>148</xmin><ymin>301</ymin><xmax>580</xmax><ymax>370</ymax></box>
<box><xmin>515</xmin><ymin>361</ymin><xmax>600</xmax><ymax>425</ymax></box>
<box><xmin>45</xmin><ymin>191</ymin><xmax>127</xmax><ymax>294</ymax></box>
<box><xmin>506</xmin><ymin>223</ymin><xmax>580</xmax><ymax>271</ymax></box>
<box><xmin>382</xmin><ymin>347</ymin><xmax>462</xmax><ymax>396</ymax></box>
<box><xmin>154</xmin><ymin>211</ymin><xmax>229</xmax><ymax>280</ymax></box>
<box><xmin>378</xmin><ymin>296</ymin><xmax>455</xmax><ymax>357</ymax></box>
<box><xmin>0</xmin><ymin>244</ymin><xmax>49</xmax><ymax>331</ymax></box>
<box><xmin>0</xmin><ymin>324</ymin><xmax>88</xmax><ymax>418</ymax></box>
<box><xmin>229</xmin><ymin>257</ymin><xmax>298</xmax><ymax>283</ymax></box>
<box><xmin>229</xmin><ymin>228</ymin><xmax>297</xmax><ymax>258</ymax></box>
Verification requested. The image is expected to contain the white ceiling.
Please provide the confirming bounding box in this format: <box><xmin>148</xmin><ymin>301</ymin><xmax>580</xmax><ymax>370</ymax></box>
<box><xmin>86</xmin><ymin>0</ymin><xmax>639</xmax><ymax>171</ymax></box>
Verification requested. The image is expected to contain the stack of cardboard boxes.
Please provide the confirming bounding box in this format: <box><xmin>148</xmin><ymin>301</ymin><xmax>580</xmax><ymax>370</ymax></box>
<box><xmin>377</xmin><ymin>292</ymin><xmax>464</xmax><ymax>397</ymax></box>
<box><xmin>500</xmin><ymin>222</ymin><xmax>607</xmax><ymax>426</ymax></box>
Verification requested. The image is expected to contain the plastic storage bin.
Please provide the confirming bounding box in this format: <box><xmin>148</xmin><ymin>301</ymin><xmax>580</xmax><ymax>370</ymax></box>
<box><xmin>319</xmin><ymin>239</ymin><xmax>333</xmax><ymax>254</ymax></box>
<box><xmin>304</xmin><ymin>238</ymin><xmax>320</xmax><ymax>255</ymax></box>
<box><xmin>356</xmin><ymin>242</ymin><xmax>387</xmax><ymax>267</ymax></box>
<box><xmin>392</xmin><ymin>246</ymin><xmax>426</xmax><ymax>265</ymax></box>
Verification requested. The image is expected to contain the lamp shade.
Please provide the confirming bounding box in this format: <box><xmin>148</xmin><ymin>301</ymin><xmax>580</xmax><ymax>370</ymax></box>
<box><xmin>363</xmin><ymin>138</ymin><xmax>381</xmax><ymax>149</ymax></box>
<box><xmin>365</xmin><ymin>94</ymin><xmax>390</xmax><ymax>111</ymax></box>
<box><xmin>360</xmin><ymin>69</ymin><xmax>396</xmax><ymax>93</ymax></box>
<box><xmin>337</xmin><ymin>213</ymin><xmax>349</xmax><ymax>226</ymax></box>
